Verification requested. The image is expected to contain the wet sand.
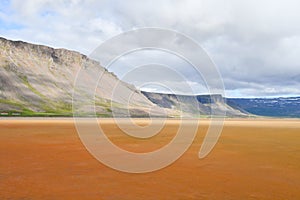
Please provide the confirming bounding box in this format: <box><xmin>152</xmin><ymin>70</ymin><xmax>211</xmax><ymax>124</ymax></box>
<box><xmin>1</xmin><ymin>118</ymin><xmax>300</xmax><ymax>199</ymax></box>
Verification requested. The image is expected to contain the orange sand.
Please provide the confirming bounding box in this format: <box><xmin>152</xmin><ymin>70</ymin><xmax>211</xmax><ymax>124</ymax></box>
<box><xmin>0</xmin><ymin>119</ymin><xmax>300</xmax><ymax>199</ymax></box>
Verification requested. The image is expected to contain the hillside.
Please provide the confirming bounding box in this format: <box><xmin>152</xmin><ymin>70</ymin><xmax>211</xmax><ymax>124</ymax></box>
<box><xmin>0</xmin><ymin>37</ymin><xmax>166</xmax><ymax>117</ymax></box>
<box><xmin>142</xmin><ymin>92</ymin><xmax>248</xmax><ymax>117</ymax></box>
<box><xmin>0</xmin><ymin>37</ymin><xmax>247</xmax><ymax>117</ymax></box>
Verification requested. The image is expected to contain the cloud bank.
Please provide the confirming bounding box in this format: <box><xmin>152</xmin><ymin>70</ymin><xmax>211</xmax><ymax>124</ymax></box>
<box><xmin>1</xmin><ymin>0</ymin><xmax>300</xmax><ymax>97</ymax></box>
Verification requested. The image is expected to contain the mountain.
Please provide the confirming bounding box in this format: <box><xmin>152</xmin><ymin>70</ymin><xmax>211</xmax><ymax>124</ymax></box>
<box><xmin>0</xmin><ymin>37</ymin><xmax>167</xmax><ymax>117</ymax></box>
<box><xmin>0</xmin><ymin>37</ymin><xmax>246</xmax><ymax>117</ymax></box>
<box><xmin>142</xmin><ymin>92</ymin><xmax>248</xmax><ymax>117</ymax></box>
<box><xmin>227</xmin><ymin>97</ymin><xmax>300</xmax><ymax>118</ymax></box>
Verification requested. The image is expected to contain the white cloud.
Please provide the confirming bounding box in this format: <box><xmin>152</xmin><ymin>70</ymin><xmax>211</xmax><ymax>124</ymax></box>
<box><xmin>0</xmin><ymin>0</ymin><xmax>300</xmax><ymax>97</ymax></box>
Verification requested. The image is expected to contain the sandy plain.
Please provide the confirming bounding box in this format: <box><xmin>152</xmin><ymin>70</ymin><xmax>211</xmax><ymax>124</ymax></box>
<box><xmin>0</xmin><ymin>118</ymin><xmax>300</xmax><ymax>199</ymax></box>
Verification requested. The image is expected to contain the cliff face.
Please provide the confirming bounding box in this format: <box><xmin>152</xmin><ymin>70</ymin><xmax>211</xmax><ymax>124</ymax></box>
<box><xmin>0</xmin><ymin>37</ymin><xmax>159</xmax><ymax>117</ymax></box>
<box><xmin>142</xmin><ymin>92</ymin><xmax>248</xmax><ymax>117</ymax></box>
<box><xmin>0</xmin><ymin>37</ymin><xmax>247</xmax><ymax>117</ymax></box>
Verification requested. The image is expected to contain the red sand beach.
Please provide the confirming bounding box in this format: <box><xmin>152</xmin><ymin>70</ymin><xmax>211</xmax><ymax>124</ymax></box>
<box><xmin>1</xmin><ymin>119</ymin><xmax>300</xmax><ymax>199</ymax></box>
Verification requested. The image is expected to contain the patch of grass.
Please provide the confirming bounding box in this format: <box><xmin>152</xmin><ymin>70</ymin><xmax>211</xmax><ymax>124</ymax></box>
<box><xmin>0</xmin><ymin>99</ymin><xmax>23</xmax><ymax>108</ymax></box>
<box><xmin>95</xmin><ymin>99</ymin><xmax>123</xmax><ymax>109</ymax></box>
<box><xmin>96</xmin><ymin>113</ymin><xmax>112</xmax><ymax>117</ymax></box>
<box><xmin>95</xmin><ymin>100</ymin><xmax>110</xmax><ymax>108</ymax></box>
<box><xmin>19</xmin><ymin>75</ymin><xmax>46</xmax><ymax>99</ymax></box>
<box><xmin>0</xmin><ymin>97</ymin><xmax>75</xmax><ymax>117</ymax></box>
<box><xmin>40</xmin><ymin>100</ymin><xmax>73</xmax><ymax>115</ymax></box>
<box><xmin>17</xmin><ymin>74</ymin><xmax>74</xmax><ymax>115</ymax></box>
<box><xmin>0</xmin><ymin>109</ymin><xmax>74</xmax><ymax>117</ymax></box>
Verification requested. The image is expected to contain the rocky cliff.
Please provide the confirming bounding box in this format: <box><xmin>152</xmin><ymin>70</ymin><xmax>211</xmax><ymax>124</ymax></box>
<box><xmin>142</xmin><ymin>92</ymin><xmax>248</xmax><ymax>117</ymax></box>
<box><xmin>0</xmin><ymin>37</ymin><xmax>165</xmax><ymax>117</ymax></box>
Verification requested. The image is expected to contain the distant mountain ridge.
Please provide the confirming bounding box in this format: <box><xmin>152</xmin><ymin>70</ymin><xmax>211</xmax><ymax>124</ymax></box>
<box><xmin>142</xmin><ymin>91</ymin><xmax>300</xmax><ymax>118</ymax></box>
<box><xmin>227</xmin><ymin>97</ymin><xmax>300</xmax><ymax>118</ymax></box>
<box><xmin>141</xmin><ymin>91</ymin><xmax>248</xmax><ymax>117</ymax></box>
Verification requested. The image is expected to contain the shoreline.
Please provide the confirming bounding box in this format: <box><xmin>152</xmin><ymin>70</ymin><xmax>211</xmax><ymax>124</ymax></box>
<box><xmin>0</xmin><ymin>116</ymin><xmax>299</xmax><ymax>120</ymax></box>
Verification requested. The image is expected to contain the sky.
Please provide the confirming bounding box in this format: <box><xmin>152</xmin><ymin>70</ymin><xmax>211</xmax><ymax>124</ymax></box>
<box><xmin>1</xmin><ymin>0</ymin><xmax>300</xmax><ymax>98</ymax></box>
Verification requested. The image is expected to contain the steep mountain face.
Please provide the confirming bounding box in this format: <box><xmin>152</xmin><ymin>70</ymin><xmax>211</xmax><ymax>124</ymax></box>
<box><xmin>0</xmin><ymin>37</ymin><xmax>163</xmax><ymax>117</ymax></box>
<box><xmin>0</xmin><ymin>37</ymin><xmax>248</xmax><ymax>117</ymax></box>
<box><xmin>142</xmin><ymin>92</ymin><xmax>248</xmax><ymax>117</ymax></box>
<box><xmin>227</xmin><ymin>97</ymin><xmax>300</xmax><ymax>118</ymax></box>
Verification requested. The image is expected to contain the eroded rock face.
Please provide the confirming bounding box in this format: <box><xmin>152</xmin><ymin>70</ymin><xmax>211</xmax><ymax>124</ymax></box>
<box><xmin>0</xmin><ymin>37</ymin><xmax>158</xmax><ymax>116</ymax></box>
<box><xmin>141</xmin><ymin>91</ymin><xmax>248</xmax><ymax>117</ymax></box>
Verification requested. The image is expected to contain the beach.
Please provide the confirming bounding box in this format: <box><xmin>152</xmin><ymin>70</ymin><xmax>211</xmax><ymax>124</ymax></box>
<box><xmin>1</xmin><ymin>118</ymin><xmax>300</xmax><ymax>199</ymax></box>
